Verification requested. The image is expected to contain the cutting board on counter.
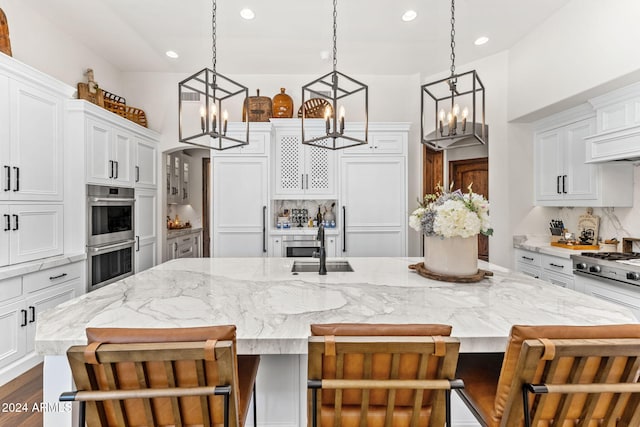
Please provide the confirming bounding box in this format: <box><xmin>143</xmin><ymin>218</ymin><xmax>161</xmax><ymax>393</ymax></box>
<box><xmin>550</xmin><ymin>242</ymin><xmax>599</xmax><ymax>250</ymax></box>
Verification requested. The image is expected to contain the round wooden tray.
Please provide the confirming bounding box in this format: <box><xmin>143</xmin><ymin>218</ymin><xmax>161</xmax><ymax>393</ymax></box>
<box><xmin>298</xmin><ymin>98</ymin><xmax>332</xmax><ymax>118</ymax></box>
<box><xmin>408</xmin><ymin>262</ymin><xmax>493</xmax><ymax>283</ymax></box>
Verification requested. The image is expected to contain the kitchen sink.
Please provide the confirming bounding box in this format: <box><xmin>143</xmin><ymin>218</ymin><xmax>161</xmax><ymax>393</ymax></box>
<box><xmin>291</xmin><ymin>260</ymin><xmax>354</xmax><ymax>273</ymax></box>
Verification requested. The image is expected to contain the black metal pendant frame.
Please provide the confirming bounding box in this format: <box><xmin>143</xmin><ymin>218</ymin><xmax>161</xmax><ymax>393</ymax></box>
<box><xmin>301</xmin><ymin>70</ymin><xmax>369</xmax><ymax>150</ymax></box>
<box><xmin>178</xmin><ymin>67</ymin><xmax>249</xmax><ymax>151</ymax></box>
<box><xmin>421</xmin><ymin>69</ymin><xmax>487</xmax><ymax>151</ymax></box>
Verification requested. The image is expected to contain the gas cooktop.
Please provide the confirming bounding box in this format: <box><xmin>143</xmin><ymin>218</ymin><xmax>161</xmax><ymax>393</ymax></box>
<box><xmin>572</xmin><ymin>252</ymin><xmax>640</xmax><ymax>287</ymax></box>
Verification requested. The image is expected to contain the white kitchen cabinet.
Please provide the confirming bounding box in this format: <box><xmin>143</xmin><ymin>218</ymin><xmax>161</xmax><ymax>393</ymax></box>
<box><xmin>534</xmin><ymin>115</ymin><xmax>632</xmax><ymax>207</ymax></box>
<box><xmin>1</xmin><ymin>78</ymin><xmax>66</xmax><ymax>202</ymax></box>
<box><xmin>581</xmin><ymin>274</ymin><xmax>640</xmax><ymax>321</ymax></box>
<box><xmin>269</xmin><ymin>236</ymin><xmax>283</xmax><ymax>257</ymax></box>
<box><xmin>273</xmin><ymin>121</ymin><xmax>336</xmax><ymax>199</ymax></box>
<box><xmin>166</xmin><ymin>152</ymin><xmax>191</xmax><ymax>205</ymax></box>
<box><xmin>340</xmin><ymin>149</ymin><xmax>407</xmax><ymax>257</ymax></box>
<box><xmin>86</xmin><ymin>118</ymin><xmax>134</xmax><ymax>187</ymax></box>
<box><xmin>213</xmin><ymin>135</ymin><xmax>269</xmax><ymax>257</ymax></box>
<box><xmin>326</xmin><ymin>235</ymin><xmax>338</xmax><ymax>258</ymax></box>
<box><xmin>514</xmin><ymin>249</ymin><xmax>542</xmax><ymax>279</ymax></box>
<box><xmin>135</xmin><ymin>137</ymin><xmax>157</xmax><ymax>189</ymax></box>
<box><xmin>0</xmin><ymin>204</ymin><xmax>63</xmax><ymax>267</ymax></box>
<box><xmin>135</xmin><ymin>189</ymin><xmax>157</xmax><ymax>273</ymax></box>
<box><xmin>514</xmin><ymin>248</ymin><xmax>574</xmax><ymax>290</ymax></box>
<box><xmin>0</xmin><ymin>261</ymin><xmax>83</xmax><ymax>386</ymax></box>
<box><xmin>166</xmin><ymin>229</ymin><xmax>202</xmax><ymax>260</ymax></box>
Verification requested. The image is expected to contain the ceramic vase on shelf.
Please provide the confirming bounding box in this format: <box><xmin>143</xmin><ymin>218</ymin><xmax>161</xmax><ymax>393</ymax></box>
<box><xmin>272</xmin><ymin>88</ymin><xmax>293</xmax><ymax>118</ymax></box>
<box><xmin>424</xmin><ymin>236</ymin><xmax>478</xmax><ymax>277</ymax></box>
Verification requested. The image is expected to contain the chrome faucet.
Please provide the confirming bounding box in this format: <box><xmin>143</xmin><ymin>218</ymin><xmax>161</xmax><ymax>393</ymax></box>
<box><xmin>315</xmin><ymin>223</ymin><xmax>327</xmax><ymax>275</ymax></box>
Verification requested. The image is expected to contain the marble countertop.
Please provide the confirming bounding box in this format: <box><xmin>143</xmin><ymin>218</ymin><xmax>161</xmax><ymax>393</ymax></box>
<box><xmin>167</xmin><ymin>227</ymin><xmax>203</xmax><ymax>238</ymax></box>
<box><xmin>513</xmin><ymin>235</ymin><xmax>600</xmax><ymax>259</ymax></box>
<box><xmin>0</xmin><ymin>253</ymin><xmax>86</xmax><ymax>281</ymax></box>
<box><xmin>270</xmin><ymin>227</ymin><xmax>340</xmax><ymax>236</ymax></box>
<box><xmin>35</xmin><ymin>257</ymin><xmax>637</xmax><ymax>356</ymax></box>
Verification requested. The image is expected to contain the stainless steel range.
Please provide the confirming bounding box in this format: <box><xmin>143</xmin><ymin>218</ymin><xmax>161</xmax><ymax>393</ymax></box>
<box><xmin>572</xmin><ymin>252</ymin><xmax>640</xmax><ymax>286</ymax></box>
<box><xmin>572</xmin><ymin>252</ymin><xmax>640</xmax><ymax>320</ymax></box>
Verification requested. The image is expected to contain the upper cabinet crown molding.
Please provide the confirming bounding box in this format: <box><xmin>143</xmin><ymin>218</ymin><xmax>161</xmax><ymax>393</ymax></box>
<box><xmin>532</xmin><ymin>103</ymin><xmax>595</xmax><ymax>132</ymax></box>
<box><xmin>66</xmin><ymin>99</ymin><xmax>160</xmax><ymax>139</ymax></box>
<box><xmin>0</xmin><ymin>54</ymin><xmax>75</xmax><ymax>99</ymax></box>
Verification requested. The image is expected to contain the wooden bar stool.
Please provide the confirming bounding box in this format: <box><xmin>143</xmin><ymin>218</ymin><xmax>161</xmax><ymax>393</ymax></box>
<box><xmin>60</xmin><ymin>325</ymin><xmax>259</xmax><ymax>427</ymax></box>
<box><xmin>308</xmin><ymin>323</ymin><xmax>463</xmax><ymax>427</ymax></box>
<box><xmin>455</xmin><ymin>324</ymin><xmax>640</xmax><ymax>427</ymax></box>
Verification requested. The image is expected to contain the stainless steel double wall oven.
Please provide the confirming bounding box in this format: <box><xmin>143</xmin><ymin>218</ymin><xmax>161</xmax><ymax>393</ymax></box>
<box><xmin>86</xmin><ymin>185</ymin><xmax>135</xmax><ymax>291</ymax></box>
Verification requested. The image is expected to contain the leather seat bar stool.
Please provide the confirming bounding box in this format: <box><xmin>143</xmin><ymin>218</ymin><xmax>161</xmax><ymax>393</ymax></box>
<box><xmin>60</xmin><ymin>325</ymin><xmax>259</xmax><ymax>427</ymax></box>
<box><xmin>455</xmin><ymin>324</ymin><xmax>640</xmax><ymax>427</ymax></box>
<box><xmin>308</xmin><ymin>323</ymin><xmax>463</xmax><ymax>427</ymax></box>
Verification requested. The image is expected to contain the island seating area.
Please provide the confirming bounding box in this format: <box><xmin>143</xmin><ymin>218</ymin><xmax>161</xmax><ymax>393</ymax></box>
<box><xmin>34</xmin><ymin>257</ymin><xmax>640</xmax><ymax>426</ymax></box>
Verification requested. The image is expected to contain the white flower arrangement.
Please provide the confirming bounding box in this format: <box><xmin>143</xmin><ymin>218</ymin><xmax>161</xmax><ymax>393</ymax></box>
<box><xmin>409</xmin><ymin>184</ymin><xmax>493</xmax><ymax>239</ymax></box>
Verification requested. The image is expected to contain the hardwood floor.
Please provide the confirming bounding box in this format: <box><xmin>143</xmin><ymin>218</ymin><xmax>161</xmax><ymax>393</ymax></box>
<box><xmin>0</xmin><ymin>363</ymin><xmax>44</xmax><ymax>427</ymax></box>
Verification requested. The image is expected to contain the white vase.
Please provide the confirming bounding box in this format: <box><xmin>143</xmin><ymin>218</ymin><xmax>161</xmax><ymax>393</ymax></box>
<box><xmin>424</xmin><ymin>236</ymin><xmax>478</xmax><ymax>277</ymax></box>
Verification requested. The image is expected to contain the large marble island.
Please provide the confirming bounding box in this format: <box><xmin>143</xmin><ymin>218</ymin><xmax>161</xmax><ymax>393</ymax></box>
<box><xmin>36</xmin><ymin>257</ymin><xmax>638</xmax><ymax>426</ymax></box>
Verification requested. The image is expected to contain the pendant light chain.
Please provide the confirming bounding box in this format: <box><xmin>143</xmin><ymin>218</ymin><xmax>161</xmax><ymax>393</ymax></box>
<box><xmin>449</xmin><ymin>0</ymin><xmax>456</xmax><ymax>77</ymax></box>
<box><xmin>332</xmin><ymin>0</ymin><xmax>338</xmax><ymax>72</ymax></box>
<box><xmin>212</xmin><ymin>0</ymin><xmax>217</xmax><ymax>74</ymax></box>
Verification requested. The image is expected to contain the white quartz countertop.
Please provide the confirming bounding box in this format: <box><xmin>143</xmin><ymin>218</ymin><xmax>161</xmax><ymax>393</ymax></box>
<box><xmin>35</xmin><ymin>257</ymin><xmax>637</xmax><ymax>356</ymax></box>
<box><xmin>513</xmin><ymin>235</ymin><xmax>600</xmax><ymax>259</ymax></box>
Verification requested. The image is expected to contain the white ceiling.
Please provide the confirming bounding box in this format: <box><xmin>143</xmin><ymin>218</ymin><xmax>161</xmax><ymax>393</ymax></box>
<box><xmin>25</xmin><ymin>0</ymin><xmax>571</xmax><ymax>76</ymax></box>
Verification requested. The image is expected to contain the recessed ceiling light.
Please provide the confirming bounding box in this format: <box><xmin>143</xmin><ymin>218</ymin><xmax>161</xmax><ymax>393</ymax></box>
<box><xmin>402</xmin><ymin>10</ymin><xmax>417</xmax><ymax>22</ymax></box>
<box><xmin>165</xmin><ymin>50</ymin><xmax>179</xmax><ymax>59</ymax></box>
<box><xmin>240</xmin><ymin>8</ymin><xmax>255</xmax><ymax>20</ymax></box>
<box><xmin>474</xmin><ymin>36</ymin><xmax>489</xmax><ymax>46</ymax></box>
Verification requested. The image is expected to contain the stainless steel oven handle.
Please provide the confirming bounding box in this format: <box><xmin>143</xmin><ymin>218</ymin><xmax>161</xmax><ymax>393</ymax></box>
<box><xmin>89</xmin><ymin>197</ymin><xmax>136</xmax><ymax>203</ymax></box>
<box><xmin>88</xmin><ymin>240</ymin><xmax>136</xmax><ymax>253</ymax></box>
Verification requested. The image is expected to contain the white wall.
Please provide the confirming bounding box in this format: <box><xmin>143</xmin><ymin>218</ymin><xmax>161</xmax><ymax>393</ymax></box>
<box><xmin>0</xmin><ymin>0</ymin><xmax>124</xmax><ymax>93</ymax></box>
<box><xmin>508</xmin><ymin>0</ymin><xmax>640</xmax><ymax>122</ymax></box>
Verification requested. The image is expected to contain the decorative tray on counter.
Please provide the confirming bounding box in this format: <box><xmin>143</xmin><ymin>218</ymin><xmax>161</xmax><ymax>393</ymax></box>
<box><xmin>409</xmin><ymin>263</ymin><xmax>493</xmax><ymax>283</ymax></box>
<box><xmin>550</xmin><ymin>242</ymin><xmax>599</xmax><ymax>250</ymax></box>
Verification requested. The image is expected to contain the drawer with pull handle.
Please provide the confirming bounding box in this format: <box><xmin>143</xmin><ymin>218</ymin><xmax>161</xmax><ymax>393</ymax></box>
<box><xmin>541</xmin><ymin>254</ymin><xmax>572</xmax><ymax>273</ymax></box>
<box><xmin>515</xmin><ymin>249</ymin><xmax>541</xmax><ymax>267</ymax></box>
<box><xmin>23</xmin><ymin>262</ymin><xmax>82</xmax><ymax>293</ymax></box>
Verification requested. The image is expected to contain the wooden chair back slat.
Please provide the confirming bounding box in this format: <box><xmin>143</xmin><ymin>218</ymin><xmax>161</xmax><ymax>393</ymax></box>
<box><xmin>66</xmin><ymin>340</ymin><xmax>240</xmax><ymax>427</ymax></box>
<box><xmin>163</xmin><ymin>360</ymin><xmax>183</xmax><ymax>426</ymax></box>
<box><xmin>384</xmin><ymin>352</ymin><xmax>401</xmax><ymax>427</ymax></box>
<box><xmin>133</xmin><ymin>361</ymin><xmax>156</xmax><ymax>426</ymax></box>
<box><xmin>501</xmin><ymin>338</ymin><xmax>640</xmax><ymax>427</ymax></box>
<box><xmin>359</xmin><ymin>353</ymin><xmax>372</xmax><ymax>427</ymax></box>
<box><xmin>308</xmin><ymin>336</ymin><xmax>460</xmax><ymax>427</ymax></box>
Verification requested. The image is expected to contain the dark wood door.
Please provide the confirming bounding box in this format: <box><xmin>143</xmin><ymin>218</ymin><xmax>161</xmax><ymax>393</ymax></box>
<box><xmin>423</xmin><ymin>147</ymin><xmax>443</xmax><ymax>197</ymax></box>
<box><xmin>449</xmin><ymin>158</ymin><xmax>489</xmax><ymax>262</ymax></box>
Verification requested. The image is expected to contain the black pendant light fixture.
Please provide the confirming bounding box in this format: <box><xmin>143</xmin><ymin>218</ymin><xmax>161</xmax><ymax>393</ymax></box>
<box><xmin>421</xmin><ymin>0</ymin><xmax>487</xmax><ymax>150</ymax></box>
<box><xmin>301</xmin><ymin>0</ymin><xmax>368</xmax><ymax>150</ymax></box>
<box><xmin>178</xmin><ymin>0</ymin><xmax>249</xmax><ymax>150</ymax></box>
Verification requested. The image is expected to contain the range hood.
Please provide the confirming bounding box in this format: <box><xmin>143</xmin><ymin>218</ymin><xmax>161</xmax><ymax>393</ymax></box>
<box><xmin>584</xmin><ymin>124</ymin><xmax>640</xmax><ymax>163</ymax></box>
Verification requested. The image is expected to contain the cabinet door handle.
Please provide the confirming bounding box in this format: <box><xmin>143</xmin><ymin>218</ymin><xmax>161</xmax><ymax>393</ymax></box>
<box><xmin>109</xmin><ymin>160</ymin><xmax>114</xmax><ymax>178</ymax></box>
<box><xmin>135</xmin><ymin>166</ymin><xmax>140</xmax><ymax>182</ymax></box>
<box><xmin>522</xmin><ymin>256</ymin><xmax>534</xmax><ymax>261</ymax></box>
<box><xmin>549</xmin><ymin>263</ymin><xmax>564</xmax><ymax>269</ymax></box>
<box><xmin>136</xmin><ymin>235</ymin><xmax>140</xmax><ymax>252</ymax></box>
<box><xmin>342</xmin><ymin>206</ymin><xmax>347</xmax><ymax>252</ymax></box>
<box><xmin>4</xmin><ymin>165</ymin><xmax>10</xmax><ymax>191</ymax></box>
<box><xmin>20</xmin><ymin>309</ymin><xmax>27</xmax><ymax>327</ymax></box>
<box><xmin>181</xmin><ymin>248</ymin><xmax>192</xmax><ymax>254</ymax></box>
<box><xmin>3</xmin><ymin>214</ymin><xmax>9</xmax><ymax>231</ymax></box>
<box><xmin>262</xmin><ymin>206</ymin><xmax>267</xmax><ymax>253</ymax></box>
<box><xmin>28</xmin><ymin>306</ymin><xmax>35</xmax><ymax>323</ymax></box>
<box><xmin>13</xmin><ymin>167</ymin><xmax>19</xmax><ymax>192</ymax></box>
<box><xmin>306</xmin><ymin>174</ymin><xmax>309</xmax><ymax>189</ymax></box>
<box><xmin>301</xmin><ymin>174</ymin><xmax>304</xmax><ymax>190</ymax></box>
<box><xmin>115</xmin><ymin>161</ymin><xmax>119</xmax><ymax>179</ymax></box>
<box><xmin>12</xmin><ymin>214</ymin><xmax>18</xmax><ymax>231</ymax></box>
<box><xmin>556</xmin><ymin>175</ymin><xmax>561</xmax><ymax>194</ymax></box>
<box><xmin>49</xmin><ymin>273</ymin><xmax>68</xmax><ymax>280</ymax></box>
<box><xmin>562</xmin><ymin>175</ymin><xmax>567</xmax><ymax>194</ymax></box>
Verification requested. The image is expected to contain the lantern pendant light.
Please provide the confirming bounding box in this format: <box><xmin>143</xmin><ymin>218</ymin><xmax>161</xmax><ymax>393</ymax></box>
<box><xmin>301</xmin><ymin>0</ymin><xmax>369</xmax><ymax>150</ymax></box>
<box><xmin>178</xmin><ymin>0</ymin><xmax>249</xmax><ymax>150</ymax></box>
<box><xmin>421</xmin><ymin>0</ymin><xmax>487</xmax><ymax>150</ymax></box>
